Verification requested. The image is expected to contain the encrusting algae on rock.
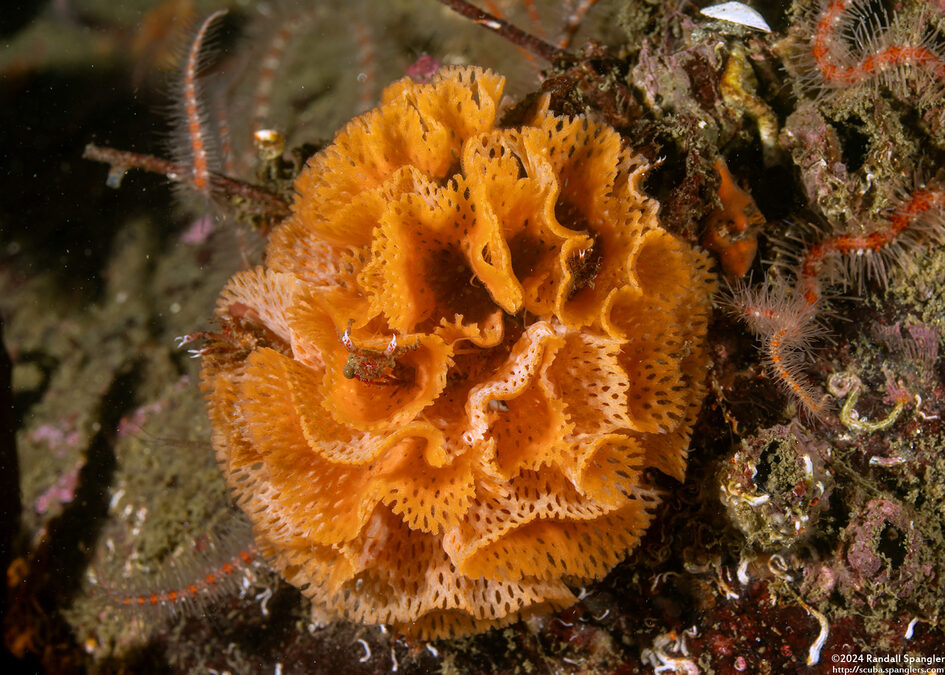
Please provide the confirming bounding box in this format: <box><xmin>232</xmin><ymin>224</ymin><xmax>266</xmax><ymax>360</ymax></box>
<box><xmin>199</xmin><ymin>66</ymin><xmax>716</xmax><ymax>638</ymax></box>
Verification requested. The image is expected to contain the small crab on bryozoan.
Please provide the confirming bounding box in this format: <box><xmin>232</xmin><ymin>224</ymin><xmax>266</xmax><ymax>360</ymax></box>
<box><xmin>339</xmin><ymin>320</ymin><xmax>419</xmax><ymax>385</ymax></box>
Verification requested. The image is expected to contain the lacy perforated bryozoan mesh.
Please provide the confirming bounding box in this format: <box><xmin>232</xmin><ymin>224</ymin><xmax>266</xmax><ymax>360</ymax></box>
<box><xmin>200</xmin><ymin>66</ymin><xmax>715</xmax><ymax>638</ymax></box>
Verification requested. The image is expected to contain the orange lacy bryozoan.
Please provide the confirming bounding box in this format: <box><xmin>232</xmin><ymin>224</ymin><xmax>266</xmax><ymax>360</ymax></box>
<box><xmin>200</xmin><ymin>66</ymin><xmax>715</xmax><ymax>638</ymax></box>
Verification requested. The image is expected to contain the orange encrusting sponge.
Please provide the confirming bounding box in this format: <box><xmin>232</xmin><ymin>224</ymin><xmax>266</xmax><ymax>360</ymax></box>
<box><xmin>200</xmin><ymin>66</ymin><xmax>715</xmax><ymax>639</ymax></box>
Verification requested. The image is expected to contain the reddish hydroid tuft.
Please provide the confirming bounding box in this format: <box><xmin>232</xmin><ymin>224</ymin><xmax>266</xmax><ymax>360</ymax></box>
<box><xmin>94</xmin><ymin>515</ymin><xmax>258</xmax><ymax>622</ymax></box>
<box><xmin>796</xmin><ymin>183</ymin><xmax>945</xmax><ymax>302</ymax></box>
<box><xmin>724</xmin><ymin>279</ymin><xmax>831</xmax><ymax>417</ymax></box>
<box><xmin>250</xmin><ymin>7</ymin><xmax>319</xmax><ymax>137</ymax></box>
<box><xmin>726</xmin><ymin>180</ymin><xmax>945</xmax><ymax>417</ymax></box>
<box><xmin>786</xmin><ymin>0</ymin><xmax>945</xmax><ymax>107</ymax></box>
<box><xmin>173</xmin><ymin>10</ymin><xmax>229</xmax><ymax>196</ymax></box>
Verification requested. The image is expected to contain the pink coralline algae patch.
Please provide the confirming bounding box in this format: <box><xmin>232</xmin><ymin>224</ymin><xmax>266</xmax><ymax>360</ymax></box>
<box><xmin>117</xmin><ymin>401</ymin><xmax>167</xmax><ymax>438</ymax></box>
<box><xmin>117</xmin><ymin>376</ymin><xmax>191</xmax><ymax>437</ymax></box>
<box><xmin>406</xmin><ymin>54</ymin><xmax>441</xmax><ymax>83</ymax></box>
<box><xmin>34</xmin><ymin>461</ymin><xmax>81</xmax><ymax>515</ymax></box>
<box><xmin>179</xmin><ymin>216</ymin><xmax>216</xmax><ymax>245</ymax></box>
<box><xmin>28</xmin><ymin>422</ymin><xmax>81</xmax><ymax>457</ymax></box>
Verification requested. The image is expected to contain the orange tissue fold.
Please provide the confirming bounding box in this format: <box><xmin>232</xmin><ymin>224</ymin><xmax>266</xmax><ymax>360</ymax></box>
<box><xmin>200</xmin><ymin>66</ymin><xmax>715</xmax><ymax>639</ymax></box>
